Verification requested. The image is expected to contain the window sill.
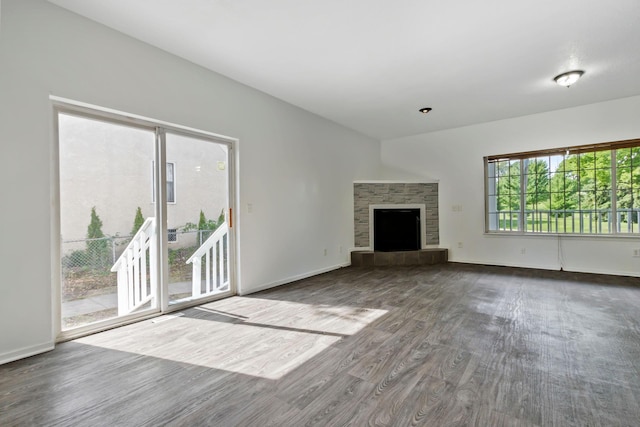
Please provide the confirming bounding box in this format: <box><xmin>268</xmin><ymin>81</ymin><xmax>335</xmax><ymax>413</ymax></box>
<box><xmin>484</xmin><ymin>231</ymin><xmax>640</xmax><ymax>240</ymax></box>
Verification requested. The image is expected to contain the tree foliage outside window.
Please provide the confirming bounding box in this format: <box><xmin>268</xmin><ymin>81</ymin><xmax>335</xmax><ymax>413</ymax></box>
<box><xmin>486</xmin><ymin>140</ymin><xmax>640</xmax><ymax>234</ymax></box>
<box><xmin>131</xmin><ymin>206</ymin><xmax>145</xmax><ymax>237</ymax></box>
<box><xmin>182</xmin><ymin>209</ymin><xmax>226</xmax><ymax>244</ymax></box>
<box><xmin>86</xmin><ymin>206</ymin><xmax>111</xmax><ymax>267</ymax></box>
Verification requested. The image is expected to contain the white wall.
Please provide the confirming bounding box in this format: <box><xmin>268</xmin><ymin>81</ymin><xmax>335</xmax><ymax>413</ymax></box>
<box><xmin>0</xmin><ymin>0</ymin><xmax>381</xmax><ymax>363</ymax></box>
<box><xmin>382</xmin><ymin>95</ymin><xmax>640</xmax><ymax>277</ymax></box>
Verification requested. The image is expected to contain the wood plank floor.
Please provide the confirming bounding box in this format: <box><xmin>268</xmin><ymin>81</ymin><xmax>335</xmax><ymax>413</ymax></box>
<box><xmin>2</xmin><ymin>263</ymin><xmax>640</xmax><ymax>426</ymax></box>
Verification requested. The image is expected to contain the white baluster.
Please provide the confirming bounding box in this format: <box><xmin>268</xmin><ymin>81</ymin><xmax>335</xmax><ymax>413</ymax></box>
<box><xmin>192</xmin><ymin>257</ymin><xmax>201</xmax><ymax>298</ymax></box>
<box><xmin>117</xmin><ymin>259</ymin><xmax>128</xmax><ymax>316</ymax></box>
<box><xmin>133</xmin><ymin>237</ymin><xmax>140</xmax><ymax>307</ymax></box>
<box><xmin>149</xmin><ymin>222</ymin><xmax>157</xmax><ymax>306</ymax></box>
<box><xmin>205</xmin><ymin>249</ymin><xmax>211</xmax><ymax>294</ymax></box>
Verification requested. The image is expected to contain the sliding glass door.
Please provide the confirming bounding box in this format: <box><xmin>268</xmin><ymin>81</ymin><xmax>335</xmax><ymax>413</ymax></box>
<box><xmin>165</xmin><ymin>132</ymin><xmax>231</xmax><ymax>305</ymax></box>
<box><xmin>56</xmin><ymin>106</ymin><xmax>235</xmax><ymax>336</ymax></box>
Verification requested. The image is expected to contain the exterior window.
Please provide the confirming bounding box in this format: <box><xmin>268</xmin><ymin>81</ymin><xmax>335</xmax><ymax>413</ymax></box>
<box><xmin>485</xmin><ymin>139</ymin><xmax>640</xmax><ymax>234</ymax></box>
<box><xmin>166</xmin><ymin>162</ymin><xmax>175</xmax><ymax>203</ymax></box>
<box><xmin>168</xmin><ymin>228</ymin><xmax>177</xmax><ymax>242</ymax></box>
<box><xmin>151</xmin><ymin>162</ymin><xmax>176</xmax><ymax>203</ymax></box>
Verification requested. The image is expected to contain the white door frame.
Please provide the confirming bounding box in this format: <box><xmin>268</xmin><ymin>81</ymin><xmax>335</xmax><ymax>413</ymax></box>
<box><xmin>52</xmin><ymin>96</ymin><xmax>239</xmax><ymax>341</ymax></box>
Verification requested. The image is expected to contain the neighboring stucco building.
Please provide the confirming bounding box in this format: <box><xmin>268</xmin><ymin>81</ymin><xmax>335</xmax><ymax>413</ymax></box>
<box><xmin>59</xmin><ymin>113</ymin><xmax>228</xmax><ymax>251</ymax></box>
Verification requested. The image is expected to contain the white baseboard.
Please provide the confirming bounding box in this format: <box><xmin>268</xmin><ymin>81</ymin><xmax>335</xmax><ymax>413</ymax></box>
<box><xmin>450</xmin><ymin>258</ymin><xmax>559</xmax><ymax>271</ymax></box>
<box><xmin>239</xmin><ymin>262</ymin><xmax>350</xmax><ymax>295</ymax></box>
<box><xmin>449</xmin><ymin>258</ymin><xmax>640</xmax><ymax>277</ymax></box>
<box><xmin>0</xmin><ymin>342</ymin><xmax>54</xmax><ymax>366</ymax></box>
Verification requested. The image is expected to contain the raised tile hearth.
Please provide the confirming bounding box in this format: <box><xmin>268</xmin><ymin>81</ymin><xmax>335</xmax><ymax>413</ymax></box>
<box><xmin>351</xmin><ymin>248</ymin><xmax>448</xmax><ymax>267</ymax></box>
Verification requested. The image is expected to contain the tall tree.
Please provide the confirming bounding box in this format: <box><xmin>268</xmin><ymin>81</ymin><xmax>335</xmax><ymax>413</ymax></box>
<box><xmin>496</xmin><ymin>159</ymin><xmax>551</xmax><ymax>211</ymax></box>
<box><xmin>524</xmin><ymin>159</ymin><xmax>551</xmax><ymax>210</ymax></box>
<box><xmin>586</xmin><ymin>151</ymin><xmax>612</xmax><ymax>210</ymax></box>
<box><xmin>550</xmin><ymin>155</ymin><xmax>580</xmax><ymax>213</ymax></box>
<box><xmin>496</xmin><ymin>160</ymin><xmax>521</xmax><ymax>212</ymax></box>
<box><xmin>616</xmin><ymin>147</ymin><xmax>640</xmax><ymax>222</ymax></box>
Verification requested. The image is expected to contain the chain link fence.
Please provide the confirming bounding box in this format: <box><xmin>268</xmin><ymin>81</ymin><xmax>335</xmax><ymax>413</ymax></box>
<box><xmin>61</xmin><ymin>236</ymin><xmax>133</xmax><ymax>305</ymax></box>
<box><xmin>60</xmin><ymin>230</ymin><xmax>217</xmax><ymax>328</ymax></box>
<box><xmin>61</xmin><ymin>230</ymin><xmax>210</xmax><ymax>269</ymax></box>
<box><xmin>62</xmin><ymin>236</ymin><xmax>122</xmax><ymax>270</ymax></box>
<box><xmin>61</xmin><ymin>230</ymin><xmax>209</xmax><ymax>300</ymax></box>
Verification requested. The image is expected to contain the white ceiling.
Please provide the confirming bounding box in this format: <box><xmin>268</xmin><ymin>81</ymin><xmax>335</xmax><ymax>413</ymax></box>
<box><xmin>48</xmin><ymin>0</ymin><xmax>640</xmax><ymax>140</ymax></box>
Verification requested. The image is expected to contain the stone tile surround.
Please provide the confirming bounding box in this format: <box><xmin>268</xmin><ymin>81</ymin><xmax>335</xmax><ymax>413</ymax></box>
<box><xmin>354</xmin><ymin>182</ymin><xmax>439</xmax><ymax>248</ymax></box>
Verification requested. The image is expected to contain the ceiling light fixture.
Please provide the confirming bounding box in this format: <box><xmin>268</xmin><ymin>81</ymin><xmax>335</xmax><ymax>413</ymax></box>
<box><xmin>553</xmin><ymin>70</ymin><xmax>584</xmax><ymax>87</ymax></box>
<box><xmin>419</xmin><ymin>107</ymin><xmax>432</xmax><ymax>114</ymax></box>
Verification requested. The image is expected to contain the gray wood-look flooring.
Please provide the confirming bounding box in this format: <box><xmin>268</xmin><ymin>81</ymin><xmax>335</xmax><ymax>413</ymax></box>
<box><xmin>2</xmin><ymin>263</ymin><xmax>640</xmax><ymax>426</ymax></box>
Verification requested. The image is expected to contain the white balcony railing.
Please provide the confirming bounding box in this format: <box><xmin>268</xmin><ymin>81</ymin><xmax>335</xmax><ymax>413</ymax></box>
<box><xmin>186</xmin><ymin>222</ymin><xmax>230</xmax><ymax>298</ymax></box>
<box><xmin>491</xmin><ymin>208</ymin><xmax>640</xmax><ymax>233</ymax></box>
<box><xmin>111</xmin><ymin>218</ymin><xmax>157</xmax><ymax>316</ymax></box>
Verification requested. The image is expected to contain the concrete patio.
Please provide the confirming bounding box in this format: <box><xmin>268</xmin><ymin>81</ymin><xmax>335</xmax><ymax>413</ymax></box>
<box><xmin>62</xmin><ymin>281</ymin><xmax>193</xmax><ymax>318</ymax></box>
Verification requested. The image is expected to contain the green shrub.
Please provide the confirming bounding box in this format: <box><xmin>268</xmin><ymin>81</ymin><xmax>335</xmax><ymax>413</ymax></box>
<box><xmin>131</xmin><ymin>207</ymin><xmax>145</xmax><ymax>236</ymax></box>
<box><xmin>62</xmin><ymin>250</ymin><xmax>89</xmax><ymax>268</ymax></box>
<box><xmin>86</xmin><ymin>207</ymin><xmax>110</xmax><ymax>268</ymax></box>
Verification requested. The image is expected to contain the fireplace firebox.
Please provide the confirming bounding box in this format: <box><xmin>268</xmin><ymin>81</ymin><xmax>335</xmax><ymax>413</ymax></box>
<box><xmin>373</xmin><ymin>208</ymin><xmax>421</xmax><ymax>252</ymax></box>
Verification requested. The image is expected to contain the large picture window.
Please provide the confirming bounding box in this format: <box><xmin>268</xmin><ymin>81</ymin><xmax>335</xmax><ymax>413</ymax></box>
<box><xmin>485</xmin><ymin>138</ymin><xmax>640</xmax><ymax>234</ymax></box>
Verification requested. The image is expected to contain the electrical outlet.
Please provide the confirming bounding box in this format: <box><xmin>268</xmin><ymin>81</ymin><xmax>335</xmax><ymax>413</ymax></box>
<box><xmin>457</xmin><ymin>242</ymin><xmax>463</xmax><ymax>249</ymax></box>
<box><xmin>633</xmin><ymin>249</ymin><xmax>640</xmax><ymax>258</ymax></box>
<box><xmin>323</xmin><ymin>248</ymin><xmax>328</xmax><ymax>256</ymax></box>
<box><xmin>520</xmin><ymin>248</ymin><xmax>526</xmax><ymax>255</ymax></box>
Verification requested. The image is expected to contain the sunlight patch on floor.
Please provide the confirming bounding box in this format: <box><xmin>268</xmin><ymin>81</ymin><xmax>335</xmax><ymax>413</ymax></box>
<box><xmin>76</xmin><ymin>298</ymin><xmax>388</xmax><ymax>380</ymax></box>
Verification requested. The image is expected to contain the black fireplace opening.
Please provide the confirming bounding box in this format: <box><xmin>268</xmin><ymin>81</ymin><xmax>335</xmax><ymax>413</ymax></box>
<box><xmin>373</xmin><ymin>208</ymin><xmax>421</xmax><ymax>252</ymax></box>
